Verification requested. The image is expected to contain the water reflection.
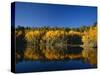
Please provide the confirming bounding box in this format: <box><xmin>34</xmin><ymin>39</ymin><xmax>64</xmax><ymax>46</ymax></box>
<box><xmin>82</xmin><ymin>47</ymin><xmax>97</xmax><ymax>66</ymax></box>
<box><xmin>16</xmin><ymin>45</ymin><xmax>97</xmax><ymax>67</ymax></box>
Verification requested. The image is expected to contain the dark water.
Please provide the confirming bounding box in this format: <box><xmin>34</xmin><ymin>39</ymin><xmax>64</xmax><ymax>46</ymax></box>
<box><xmin>15</xmin><ymin>46</ymin><xmax>97</xmax><ymax>73</ymax></box>
<box><xmin>16</xmin><ymin>60</ymin><xmax>96</xmax><ymax>73</ymax></box>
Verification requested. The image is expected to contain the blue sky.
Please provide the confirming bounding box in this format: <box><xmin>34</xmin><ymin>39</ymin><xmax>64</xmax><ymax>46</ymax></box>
<box><xmin>15</xmin><ymin>2</ymin><xmax>97</xmax><ymax>28</ymax></box>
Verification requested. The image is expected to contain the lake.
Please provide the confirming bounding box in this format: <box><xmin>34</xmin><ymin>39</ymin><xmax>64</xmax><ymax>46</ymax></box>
<box><xmin>15</xmin><ymin>45</ymin><xmax>97</xmax><ymax>73</ymax></box>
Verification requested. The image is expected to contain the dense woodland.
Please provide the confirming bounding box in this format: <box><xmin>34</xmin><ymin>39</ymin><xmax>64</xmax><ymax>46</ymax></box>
<box><xmin>15</xmin><ymin>22</ymin><xmax>97</xmax><ymax>48</ymax></box>
<box><xmin>14</xmin><ymin>23</ymin><xmax>97</xmax><ymax>65</ymax></box>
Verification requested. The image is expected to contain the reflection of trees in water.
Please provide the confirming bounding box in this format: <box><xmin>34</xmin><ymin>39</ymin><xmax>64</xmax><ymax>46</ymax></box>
<box><xmin>15</xmin><ymin>29</ymin><xmax>27</xmax><ymax>63</ymax></box>
<box><xmin>24</xmin><ymin>45</ymin><xmax>44</xmax><ymax>60</ymax></box>
<box><xmin>42</xmin><ymin>46</ymin><xmax>83</xmax><ymax>60</ymax></box>
<box><xmin>82</xmin><ymin>48</ymin><xmax>97</xmax><ymax>66</ymax></box>
<box><xmin>16</xmin><ymin>44</ymin><xmax>97</xmax><ymax>67</ymax></box>
<box><xmin>24</xmin><ymin>46</ymin><xmax>39</xmax><ymax>60</ymax></box>
<box><xmin>65</xmin><ymin>47</ymin><xmax>83</xmax><ymax>59</ymax></box>
<box><xmin>66</xmin><ymin>47</ymin><xmax>83</xmax><ymax>54</ymax></box>
<box><xmin>16</xmin><ymin>45</ymin><xmax>85</xmax><ymax>62</ymax></box>
<box><xmin>43</xmin><ymin>46</ymin><xmax>67</xmax><ymax>60</ymax></box>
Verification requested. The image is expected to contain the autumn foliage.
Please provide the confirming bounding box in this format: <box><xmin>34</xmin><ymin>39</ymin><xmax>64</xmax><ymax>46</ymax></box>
<box><xmin>15</xmin><ymin>23</ymin><xmax>97</xmax><ymax>66</ymax></box>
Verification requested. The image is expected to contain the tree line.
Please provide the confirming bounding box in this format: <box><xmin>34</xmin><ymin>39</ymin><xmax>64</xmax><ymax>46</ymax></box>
<box><xmin>15</xmin><ymin>22</ymin><xmax>97</xmax><ymax>48</ymax></box>
<box><xmin>15</xmin><ymin>23</ymin><xmax>97</xmax><ymax>64</ymax></box>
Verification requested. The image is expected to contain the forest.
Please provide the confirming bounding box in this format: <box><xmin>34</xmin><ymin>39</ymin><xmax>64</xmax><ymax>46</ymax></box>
<box><xmin>14</xmin><ymin>23</ymin><xmax>97</xmax><ymax>65</ymax></box>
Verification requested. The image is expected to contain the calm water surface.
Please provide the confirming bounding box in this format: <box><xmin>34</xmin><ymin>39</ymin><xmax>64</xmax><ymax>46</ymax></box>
<box><xmin>16</xmin><ymin>46</ymin><xmax>97</xmax><ymax>73</ymax></box>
